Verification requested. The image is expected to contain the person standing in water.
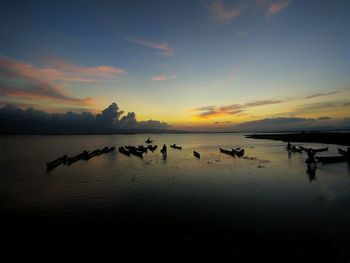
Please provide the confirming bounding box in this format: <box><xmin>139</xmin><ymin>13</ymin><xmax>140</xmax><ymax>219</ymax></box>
<box><xmin>161</xmin><ymin>144</ymin><xmax>167</xmax><ymax>159</ymax></box>
<box><xmin>306</xmin><ymin>149</ymin><xmax>316</xmax><ymax>167</ymax></box>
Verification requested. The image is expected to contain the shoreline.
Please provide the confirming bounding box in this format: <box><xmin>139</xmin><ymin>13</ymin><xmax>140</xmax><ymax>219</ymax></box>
<box><xmin>245</xmin><ymin>132</ymin><xmax>350</xmax><ymax>146</ymax></box>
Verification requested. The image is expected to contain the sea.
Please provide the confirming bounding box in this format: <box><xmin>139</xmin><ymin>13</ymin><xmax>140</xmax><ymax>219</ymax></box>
<box><xmin>1</xmin><ymin>133</ymin><xmax>349</xmax><ymax>261</ymax></box>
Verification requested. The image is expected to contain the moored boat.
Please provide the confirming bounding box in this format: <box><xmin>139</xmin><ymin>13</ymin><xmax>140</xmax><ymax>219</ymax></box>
<box><xmin>118</xmin><ymin>147</ymin><xmax>130</xmax><ymax>156</ymax></box>
<box><xmin>46</xmin><ymin>155</ymin><xmax>68</xmax><ymax>171</ymax></box>
<box><xmin>299</xmin><ymin>146</ymin><xmax>328</xmax><ymax>153</ymax></box>
<box><xmin>85</xmin><ymin>149</ymin><xmax>100</xmax><ymax>160</ymax></box>
<box><xmin>232</xmin><ymin>148</ymin><xmax>244</xmax><ymax>157</ymax></box>
<box><xmin>219</xmin><ymin>148</ymin><xmax>235</xmax><ymax>156</ymax></box>
<box><xmin>68</xmin><ymin>151</ymin><xmax>88</xmax><ymax>166</ymax></box>
<box><xmin>338</xmin><ymin>148</ymin><xmax>350</xmax><ymax>157</ymax></box>
<box><xmin>170</xmin><ymin>144</ymin><xmax>182</xmax><ymax>150</ymax></box>
<box><xmin>148</xmin><ymin>145</ymin><xmax>157</xmax><ymax>152</ymax></box>
<box><xmin>193</xmin><ymin>151</ymin><xmax>200</xmax><ymax>158</ymax></box>
<box><xmin>105</xmin><ymin>146</ymin><xmax>115</xmax><ymax>153</ymax></box>
<box><xmin>145</xmin><ymin>138</ymin><xmax>153</xmax><ymax>144</ymax></box>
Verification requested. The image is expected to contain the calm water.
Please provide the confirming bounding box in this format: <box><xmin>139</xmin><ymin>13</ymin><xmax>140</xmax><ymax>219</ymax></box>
<box><xmin>1</xmin><ymin>133</ymin><xmax>350</xmax><ymax>259</ymax></box>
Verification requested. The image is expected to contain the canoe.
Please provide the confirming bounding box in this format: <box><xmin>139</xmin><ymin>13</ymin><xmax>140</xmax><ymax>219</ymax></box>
<box><xmin>118</xmin><ymin>147</ymin><xmax>130</xmax><ymax>156</ymax></box>
<box><xmin>232</xmin><ymin>148</ymin><xmax>244</xmax><ymax>157</ymax></box>
<box><xmin>316</xmin><ymin>156</ymin><xmax>349</xmax><ymax>163</ymax></box>
<box><xmin>105</xmin><ymin>147</ymin><xmax>115</xmax><ymax>153</ymax></box>
<box><xmin>145</xmin><ymin>138</ymin><xmax>153</xmax><ymax>144</ymax></box>
<box><xmin>130</xmin><ymin>149</ymin><xmax>144</xmax><ymax>158</ymax></box>
<box><xmin>193</xmin><ymin>151</ymin><xmax>200</xmax><ymax>158</ymax></box>
<box><xmin>100</xmin><ymin>147</ymin><xmax>109</xmax><ymax>154</ymax></box>
<box><xmin>286</xmin><ymin>147</ymin><xmax>302</xmax><ymax>153</ymax></box>
<box><xmin>137</xmin><ymin>146</ymin><xmax>148</xmax><ymax>153</ymax></box>
<box><xmin>299</xmin><ymin>146</ymin><xmax>329</xmax><ymax>153</ymax></box>
<box><xmin>68</xmin><ymin>151</ymin><xmax>88</xmax><ymax>166</ymax></box>
<box><xmin>148</xmin><ymin>145</ymin><xmax>157</xmax><ymax>151</ymax></box>
<box><xmin>219</xmin><ymin>148</ymin><xmax>235</xmax><ymax>156</ymax></box>
<box><xmin>85</xmin><ymin>149</ymin><xmax>100</xmax><ymax>160</ymax></box>
<box><xmin>170</xmin><ymin>144</ymin><xmax>182</xmax><ymax>150</ymax></box>
<box><xmin>338</xmin><ymin>148</ymin><xmax>350</xmax><ymax>157</ymax></box>
<box><xmin>46</xmin><ymin>155</ymin><xmax>68</xmax><ymax>171</ymax></box>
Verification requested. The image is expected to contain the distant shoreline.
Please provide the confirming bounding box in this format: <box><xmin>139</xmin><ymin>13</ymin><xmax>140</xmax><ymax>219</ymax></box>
<box><xmin>246</xmin><ymin>132</ymin><xmax>350</xmax><ymax>146</ymax></box>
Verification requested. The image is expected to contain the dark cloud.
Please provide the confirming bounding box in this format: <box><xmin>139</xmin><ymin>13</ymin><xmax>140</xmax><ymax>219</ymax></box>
<box><xmin>318</xmin><ymin>116</ymin><xmax>331</xmax><ymax>120</ymax></box>
<box><xmin>305</xmin><ymin>91</ymin><xmax>339</xmax><ymax>99</ymax></box>
<box><xmin>192</xmin><ymin>99</ymin><xmax>284</xmax><ymax>119</ymax></box>
<box><xmin>233</xmin><ymin>117</ymin><xmax>339</xmax><ymax>132</ymax></box>
<box><xmin>0</xmin><ymin>103</ymin><xmax>169</xmax><ymax>134</ymax></box>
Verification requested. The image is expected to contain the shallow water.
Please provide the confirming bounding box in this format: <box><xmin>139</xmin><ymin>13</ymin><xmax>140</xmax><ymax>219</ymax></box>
<box><xmin>1</xmin><ymin>133</ymin><xmax>350</xmax><ymax>259</ymax></box>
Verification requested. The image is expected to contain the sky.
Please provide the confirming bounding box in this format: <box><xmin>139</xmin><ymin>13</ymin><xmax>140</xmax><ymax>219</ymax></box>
<box><xmin>0</xmin><ymin>0</ymin><xmax>350</xmax><ymax>131</ymax></box>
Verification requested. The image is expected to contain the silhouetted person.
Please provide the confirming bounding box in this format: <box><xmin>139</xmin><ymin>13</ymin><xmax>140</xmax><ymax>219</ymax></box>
<box><xmin>306</xmin><ymin>149</ymin><xmax>316</xmax><ymax>167</ymax></box>
<box><xmin>287</xmin><ymin>142</ymin><xmax>291</xmax><ymax>149</ymax></box>
<box><xmin>161</xmin><ymin>144</ymin><xmax>167</xmax><ymax>159</ymax></box>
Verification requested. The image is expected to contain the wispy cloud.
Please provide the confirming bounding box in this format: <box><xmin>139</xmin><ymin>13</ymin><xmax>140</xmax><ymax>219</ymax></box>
<box><xmin>202</xmin><ymin>0</ymin><xmax>243</xmax><ymax>24</ymax></box>
<box><xmin>0</xmin><ymin>55</ymin><xmax>99</xmax><ymax>105</ymax></box>
<box><xmin>305</xmin><ymin>91</ymin><xmax>339</xmax><ymax>99</ymax></box>
<box><xmin>191</xmin><ymin>99</ymin><xmax>284</xmax><ymax>119</ymax></box>
<box><xmin>124</xmin><ymin>36</ymin><xmax>174</xmax><ymax>56</ymax></box>
<box><xmin>151</xmin><ymin>74</ymin><xmax>177</xmax><ymax>81</ymax></box>
<box><xmin>266</xmin><ymin>0</ymin><xmax>290</xmax><ymax>17</ymax></box>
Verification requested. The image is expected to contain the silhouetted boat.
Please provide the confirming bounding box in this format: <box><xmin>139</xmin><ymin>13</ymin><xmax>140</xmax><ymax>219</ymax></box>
<box><xmin>148</xmin><ymin>145</ymin><xmax>157</xmax><ymax>152</ymax></box>
<box><xmin>316</xmin><ymin>155</ymin><xmax>349</xmax><ymax>163</ymax></box>
<box><xmin>100</xmin><ymin>147</ymin><xmax>109</xmax><ymax>154</ymax></box>
<box><xmin>105</xmin><ymin>146</ymin><xmax>115</xmax><ymax>153</ymax></box>
<box><xmin>137</xmin><ymin>145</ymin><xmax>148</xmax><ymax>153</ymax></box>
<box><xmin>68</xmin><ymin>151</ymin><xmax>88</xmax><ymax>165</ymax></box>
<box><xmin>193</xmin><ymin>151</ymin><xmax>200</xmax><ymax>158</ymax></box>
<box><xmin>285</xmin><ymin>146</ymin><xmax>302</xmax><ymax>153</ymax></box>
<box><xmin>170</xmin><ymin>144</ymin><xmax>182</xmax><ymax>150</ymax></box>
<box><xmin>219</xmin><ymin>148</ymin><xmax>235</xmax><ymax>156</ymax></box>
<box><xmin>145</xmin><ymin>138</ymin><xmax>153</xmax><ymax>144</ymax></box>
<box><xmin>299</xmin><ymin>146</ymin><xmax>328</xmax><ymax>153</ymax></box>
<box><xmin>129</xmin><ymin>148</ymin><xmax>143</xmax><ymax>158</ymax></box>
<box><xmin>46</xmin><ymin>155</ymin><xmax>67</xmax><ymax>171</ymax></box>
<box><xmin>118</xmin><ymin>147</ymin><xmax>130</xmax><ymax>156</ymax></box>
<box><xmin>85</xmin><ymin>149</ymin><xmax>100</xmax><ymax>160</ymax></box>
<box><xmin>338</xmin><ymin>148</ymin><xmax>350</xmax><ymax>157</ymax></box>
<box><xmin>232</xmin><ymin>148</ymin><xmax>244</xmax><ymax>157</ymax></box>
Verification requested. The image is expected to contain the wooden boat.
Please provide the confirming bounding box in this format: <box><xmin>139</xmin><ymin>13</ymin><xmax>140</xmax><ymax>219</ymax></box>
<box><xmin>118</xmin><ymin>147</ymin><xmax>130</xmax><ymax>156</ymax></box>
<box><xmin>148</xmin><ymin>145</ymin><xmax>157</xmax><ymax>152</ymax></box>
<box><xmin>170</xmin><ymin>144</ymin><xmax>182</xmax><ymax>150</ymax></box>
<box><xmin>316</xmin><ymin>155</ymin><xmax>349</xmax><ymax>163</ymax></box>
<box><xmin>145</xmin><ymin>138</ymin><xmax>153</xmax><ymax>144</ymax></box>
<box><xmin>338</xmin><ymin>148</ymin><xmax>350</xmax><ymax>157</ymax></box>
<box><xmin>232</xmin><ymin>148</ymin><xmax>244</xmax><ymax>157</ymax></box>
<box><xmin>68</xmin><ymin>151</ymin><xmax>88</xmax><ymax>166</ymax></box>
<box><xmin>137</xmin><ymin>145</ymin><xmax>148</xmax><ymax>153</ymax></box>
<box><xmin>46</xmin><ymin>155</ymin><xmax>68</xmax><ymax>171</ymax></box>
<box><xmin>105</xmin><ymin>147</ymin><xmax>115</xmax><ymax>153</ymax></box>
<box><xmin>100</xmin><ymin>147</ymin><xmax>109</xmax><ymax>154</ymax></box>
<box><xmin>193</xmin><ymin>151</ymin><xmax>200</xmax><ymax>158</ymax></box>
<box><xmin>299</xmin><ymin>146</ymin><xmax>329</xmax><ymax>153</ymax></box>
<box><xmin>285</xmin><ymin>146</ymin><xmax>302</xmax><ymax>153</ymax></box>
<box><xmin>85</xmin><ymin>149</ymin><xmax>100</xmax><ymax>160</ymax></box>
<box><xmin>130</xmin><ymin>149</ymin><xmax>144</xmax><ymax>158</ymax></box>
<box><xmin>219</xmin><ymin>148</ymin><xmax>235</xmax><ymax>157</ymax></box>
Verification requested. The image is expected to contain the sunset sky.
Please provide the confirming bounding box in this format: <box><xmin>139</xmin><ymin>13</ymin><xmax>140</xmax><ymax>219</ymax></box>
<box><xmin>1</xmin><ymin>0</ymin><xmax>350</xmax><ymax>131</ymax></box>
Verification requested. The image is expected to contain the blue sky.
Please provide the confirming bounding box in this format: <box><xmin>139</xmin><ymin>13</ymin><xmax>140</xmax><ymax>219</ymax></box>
<box><xmin>0</xmin><ymin>0</ymin><xmax>350</xmax><ymax>130</ymax></box>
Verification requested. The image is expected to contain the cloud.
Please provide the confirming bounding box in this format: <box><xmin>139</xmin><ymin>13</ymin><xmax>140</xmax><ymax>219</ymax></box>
<box><xmin>0</xmin><ymin>56</ymin><xmax>96</xmax><ymax>106</ymax></box>
<box><xmin>266</xmin><ymin>0</ymin><xmax>290</xmax><ymax>17</ymax></box>
<box><xmin>0</xmin><ymin>55</ymin><xmax>125</xmax><ymax>83</ymax></box>
<box><xmin>318</xmin><ymin>116</ymin><xmax>331</xmax><ymax>120</ymax></box>
<box><xmin>124</xmin><ymin>36</ymin><xmax>174</xmax><ymax>56</ymax></box>
<box><xmin>0</xmin><ymin>103</ymin><xmax>169</xmax><ymax>134</ymax></box>
<box><xmin>214</xmin><ymin>121</ymin><xmax>232</xmax><ymax>124</ymax></box>
<box><xmin>192</xmin><ymin>99</ymin><xmax>285</xmax><ymax>119</ymax></box>
<box><xmin>202</xmin><ymin>0</ymin><xmax>243</xmax><ymax>24</ymax></box>
<box><xmin>151</xmin><ymin>74</ymin><xmax>177</xmax><ymax>81</ymax></box>
<box><xmin>233</xmin><ymin>116</ymin><xmax>335</xmax><ymax>132</ymax></box>
<box><xmin>305</xmin><ymin>91</ymin><xmax>339</xmax><ymax>99</ymax></box>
